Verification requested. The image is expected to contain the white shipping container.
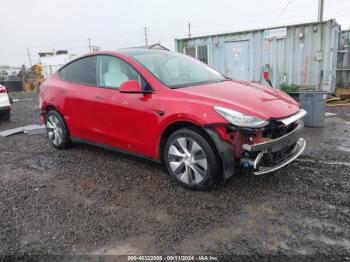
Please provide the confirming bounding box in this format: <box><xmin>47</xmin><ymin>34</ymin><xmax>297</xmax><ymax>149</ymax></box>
<box><xmin>39</xmin><ymin>54</ymin><xmax>77</xmax><ymax>78</ymax></box>
<box><xmin>176</xmin><ymin>20</ymin><xmax>341</xmax><ymax>93</ymax></box>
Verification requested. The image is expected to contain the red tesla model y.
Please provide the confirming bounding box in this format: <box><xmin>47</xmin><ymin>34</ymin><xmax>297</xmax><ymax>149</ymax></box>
<box><xmin>39</xmin><ymin>49</ymin><xmax>306</xmax><ymax>190</ymax></box>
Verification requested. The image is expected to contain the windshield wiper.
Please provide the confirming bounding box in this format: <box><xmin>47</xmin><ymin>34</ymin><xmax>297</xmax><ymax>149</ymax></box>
<box><xmin>219</xmin><ymin>77</ymin><xmax>232</xmax><ymax>82</ymax></box>
<box><xmin>171</xmin><ymin>79</ymin><xmax>231</xmax><ymax>89</ymax></box>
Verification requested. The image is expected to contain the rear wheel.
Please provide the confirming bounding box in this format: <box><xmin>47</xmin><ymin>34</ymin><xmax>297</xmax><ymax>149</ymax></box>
<box><xmin>46</xmin><ymin>110</ymin><xmax>70</xmax><ymax>149</ymax></box>
<box><xmin>163</xmin><ymin>128</ymin><xmax>220</xmax><ymax>190</ymax></box>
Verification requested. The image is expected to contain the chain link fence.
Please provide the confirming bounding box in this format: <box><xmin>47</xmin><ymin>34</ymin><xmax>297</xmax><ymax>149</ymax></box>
<box><xmin>42</xmin><ymin>64</ymin><xmax>64</xmax><ymax>78</ymax></box>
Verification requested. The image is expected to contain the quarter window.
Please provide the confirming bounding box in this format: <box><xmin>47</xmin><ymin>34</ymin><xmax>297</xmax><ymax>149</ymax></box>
<box><xmin>96</xmin><ymin>55</ymin><xmax>149</xmax><ymax>90</ymax></box>
<box><xmin>59</xmin><ymin>56</ymin><xmax>96</xmax><ymax>85</ymax></box>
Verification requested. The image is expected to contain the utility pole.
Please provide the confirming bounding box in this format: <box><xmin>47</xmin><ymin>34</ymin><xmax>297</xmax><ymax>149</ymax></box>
<box><xmin>144</xmin><ymin>27</ymin><xmax>148</xmax><ymax>48</ymax></box>
<box><xmin>26</xmin><ymin>48</ymin><xmax>32</xmax><ymax>67</ymax></box>
<box><xmin>318</xmin><ymin>0</ymin><xmax>324</xmax><ymax>22</ymax></box>
<box><xmin>88</xmin><ymin>38</ymin><xmax>92</xmax><ymax>53</ymax></box>
<box><xmin>188</xmin><ymin>22</ymin><xmax>192</xmax><ymax>38</ymax></box>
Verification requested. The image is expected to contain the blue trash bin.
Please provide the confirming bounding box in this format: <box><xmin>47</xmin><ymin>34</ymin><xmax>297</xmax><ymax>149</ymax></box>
<box><xmin>299</xmin><ymin>91</ymin><xmax>327</xmax><ymax>128</ymax></box>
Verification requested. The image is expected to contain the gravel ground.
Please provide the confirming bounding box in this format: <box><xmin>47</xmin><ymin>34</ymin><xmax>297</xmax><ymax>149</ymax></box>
<box><xmin>0</xmin><ymin>92</ymin><xmax>350</xmax><ymax>259</ymax></box>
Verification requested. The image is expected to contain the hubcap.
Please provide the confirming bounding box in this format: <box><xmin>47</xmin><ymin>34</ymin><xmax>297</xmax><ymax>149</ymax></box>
<box><xmin>46</xmin><ymin>115</ymin><xmax>63</xmax><ymax>146</ymax></box>
<box><xmin>168</xmin><ymin>137</ymin><xmax>208</xmax><ymax>185</ymax></box>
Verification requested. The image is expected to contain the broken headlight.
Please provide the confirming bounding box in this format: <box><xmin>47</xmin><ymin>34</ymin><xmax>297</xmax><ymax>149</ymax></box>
<box><xmin>214</xmin><ymin>106</ymin><xmax>269</xmax><ymax>128</ymax></box>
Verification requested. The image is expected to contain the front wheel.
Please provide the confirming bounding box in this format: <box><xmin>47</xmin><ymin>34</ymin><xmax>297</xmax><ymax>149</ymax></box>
<box><xmin>163</xmin><ymin>128</ymin><xmax>221</xmax><ymax>190</ymax></box>
<box><xmin>0</xmin><ymin>109</ymin><xmax>10</xmax><ymax>121</ymax></box>
<box><xmin>46</xmin><ymin>110</ymin><xmax>70</xmax><ymax>149</ymax></box>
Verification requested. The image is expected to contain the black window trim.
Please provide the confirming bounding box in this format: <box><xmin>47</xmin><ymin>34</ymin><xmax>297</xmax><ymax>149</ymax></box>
<box><xmin>58</xmin><ymin>53</ymin><xmax>154</xmax><ymax>92</ymax></box>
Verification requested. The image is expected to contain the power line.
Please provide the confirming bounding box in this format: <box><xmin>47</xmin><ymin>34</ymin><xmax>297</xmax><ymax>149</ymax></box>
<box><xmin>26</xmin><ymin>48</ymin><xmax>32</xmax><ymax>67</ymax></box>
<box><xmin>88</xmin><ymin>38</ymin><xmax>92</xmax><ymax>53</ymax></box>
<box><xmin>272</xmin><ymin>0</ymin><xmax>293</xmax><ymax>26</ymax></box>
<box><xmin>318</xmin><ymin>0</ymin><xmax>324</xmax><ymax>22</ymax></box>
<box><xmin>144</xmin><ymin>27</ymin><xmax>148</xmax><ymax>47</ymax></box>
<box><xmin>0</xmin><ymin>30</ymin><xmax>146</xmax><ymax>53</ymax></box>
<box><xmin>0</xmin><ymin>14</ymin><xmax>298</xmax><ymax>53</ymax></box>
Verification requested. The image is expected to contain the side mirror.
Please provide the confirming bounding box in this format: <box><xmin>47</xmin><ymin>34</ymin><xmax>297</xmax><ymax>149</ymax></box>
<box><xmin>119</xmin><ymin>80</ymin><xmax>143</xmax><ymax>93</ymax></box>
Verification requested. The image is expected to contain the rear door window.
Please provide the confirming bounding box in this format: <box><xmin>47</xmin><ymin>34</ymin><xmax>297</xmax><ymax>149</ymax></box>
<box><xmin>59</xmin><ymin>56</ymin><xmax>96</xmax><ymax>85</ymax></box>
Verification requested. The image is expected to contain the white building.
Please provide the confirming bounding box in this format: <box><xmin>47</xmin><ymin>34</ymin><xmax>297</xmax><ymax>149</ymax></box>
<box><xmin>39</xmin><ymin>50</ymin><xmax>77</xmax><ymax>78</ymax></box>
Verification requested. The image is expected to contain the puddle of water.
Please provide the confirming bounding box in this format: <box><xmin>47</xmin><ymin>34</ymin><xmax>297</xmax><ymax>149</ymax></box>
<box><xmin>177</xmin><ymin>203</ymin><xmax>282</xmax><ymax>254</ymax></box>
<box><xmin>296</xmin><ymin>159</ymin><xmax>350</xmax><ymax>167</ymax></box>
<box><xmin>93</xmin><ymin>243</ymin><xmax>139</xmax><ymax>255</ymax></box>
<box><xmin>303</xmin><ymin>218</ymin><xmax>345</xmax><ymax>233</ymax></box>
<box><xmin>92</xmin><ymin>235</ymin><xmax>154</xmax><ymax>255</ymax></box>
<box><xmin>337</xmin><ymin>146</ymin><xmax>350</xmax><ymax>152</ymax></box>
<box><xmin>24</xmin><ymin>156</ymin><xmax>59</xmax><ymax>171</ymax></box>
<box><xmin>308</xmin><ymin>234</ymin><xmax>350</xmax><ymax>249</ymax></box>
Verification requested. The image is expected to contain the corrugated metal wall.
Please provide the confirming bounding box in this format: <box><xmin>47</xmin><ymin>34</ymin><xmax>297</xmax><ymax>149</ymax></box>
<box><xmin>337</xmin><ymin>30</ymin><xmax>350</xmax><ymax>87</ymax></box>
<box><xmin>176</xmin><ymin>20</ymin><xmax>340</xmax><ymax>93</ymax></box>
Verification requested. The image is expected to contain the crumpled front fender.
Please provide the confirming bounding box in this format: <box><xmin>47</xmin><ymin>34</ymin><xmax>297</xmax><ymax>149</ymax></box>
<box><xmin>204</xmin><ymin>128</ymin><xmax>235</xmax><ymax>181</ymax></box>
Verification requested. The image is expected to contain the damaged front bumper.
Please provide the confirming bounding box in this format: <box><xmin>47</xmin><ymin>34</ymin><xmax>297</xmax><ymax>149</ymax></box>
<box><xmin>204</xmin><ymin>110</ymin><xmax>307</xmax><ymax>179</ymax></box>
<box><xmin>241</xmin><ymin>121</ymin><xmax>306</xmax><ymax>175</ymax></box>
<box><xmin>251</xmin><ymin>138</ymin><xmax>306</xmax><ymax>175</ymax></box>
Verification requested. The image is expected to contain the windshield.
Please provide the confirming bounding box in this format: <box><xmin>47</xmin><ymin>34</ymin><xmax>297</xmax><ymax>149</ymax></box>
<box><xmin>130</xmin><ymin>52</ymin><xmax>225</xmax><ymax>88</ymax></box>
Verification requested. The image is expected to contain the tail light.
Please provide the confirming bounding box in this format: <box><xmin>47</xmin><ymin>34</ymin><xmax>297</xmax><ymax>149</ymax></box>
<box><xmin>0</xmin><ymin>85</ymin><xmax>7</xmax><ymax>93</ymax></box>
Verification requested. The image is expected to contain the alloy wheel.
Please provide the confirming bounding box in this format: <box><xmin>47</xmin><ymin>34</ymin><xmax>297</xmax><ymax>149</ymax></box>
<box><xmin>46</xmin><ymin>115</ymin><xmax>63</xmax><ymax>146</ymax></box>
<box><xmin>168</xmin><ymin>137</ymin><xmax>208</xmax><ymax>185</ymax></box>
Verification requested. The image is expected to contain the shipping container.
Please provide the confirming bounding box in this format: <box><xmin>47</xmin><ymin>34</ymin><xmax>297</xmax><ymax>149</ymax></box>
<box><xmin>39</xmin><ymin>51</ymin><xmax>77</xmax><ymax>78</ymax></box>
<box><xmin>337</xmin><ymin>30</ymin><xmax>350</xmax><ymax>87</ymax></box>
<box><xmin>175</xmin><ymin>20</ymin><xmax>340</xmax><ymax>93</ymax></box>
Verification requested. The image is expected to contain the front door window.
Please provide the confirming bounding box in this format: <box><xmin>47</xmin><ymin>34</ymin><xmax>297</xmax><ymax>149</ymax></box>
<box><xmin>96</xmin><ymin>55</ymin><xmax>148</xmax><ymax>90</ymax></box>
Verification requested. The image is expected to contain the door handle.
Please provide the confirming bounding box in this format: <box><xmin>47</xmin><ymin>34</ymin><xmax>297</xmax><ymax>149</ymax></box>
<box><xmin>95</xmin><ymin>95</ymin><xmax>104</xmax><ymax>100</ymax></box>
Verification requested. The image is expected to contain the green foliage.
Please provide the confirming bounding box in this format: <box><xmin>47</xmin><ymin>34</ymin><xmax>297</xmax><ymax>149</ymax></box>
<box><xmin>280</xmin><ymin>84</ymin><xmax>314</xmax><ymax>93</ymax></box>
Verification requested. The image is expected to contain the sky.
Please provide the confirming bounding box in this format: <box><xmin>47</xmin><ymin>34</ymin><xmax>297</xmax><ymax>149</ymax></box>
<box><xmin>1</xmin><ymin>0</ymin><xmax>350</xmax><ymax>67</ymax></box>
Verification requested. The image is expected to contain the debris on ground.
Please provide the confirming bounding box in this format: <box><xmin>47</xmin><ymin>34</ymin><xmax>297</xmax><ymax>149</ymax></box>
<box><xmin>326</xmin><ymin>97</ymin><xmax>340</xmax><ymax>103</ymax></box>
<box><xmin>325</xmin><ymin>112</ymin><xmax>337</xmax><ymax>117</ymax></box>
<box><xmin>0</xmin><ymin>124</ymin><xmax>45</xmax><ymax>137</ymax></box>
<box><xmin>327</xmin><ymin>88</ymin><xmax>350</xmax><ymax>107</ymax></box>
<box><xmin>327</xmin><ymin>98</ymin><xmax>350</xmax><ymax>107</ymax></box>
<box><xmin>12</xmin><ymin>98</ymin><xmax>34</xmax><ymax>103</ymax></box>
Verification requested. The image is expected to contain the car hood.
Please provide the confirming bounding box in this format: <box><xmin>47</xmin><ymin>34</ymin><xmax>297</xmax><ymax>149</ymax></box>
<box><xmin>175</xmin><ymin>80</ymin><xmax>300</xmax><ymax>120</ymax></box>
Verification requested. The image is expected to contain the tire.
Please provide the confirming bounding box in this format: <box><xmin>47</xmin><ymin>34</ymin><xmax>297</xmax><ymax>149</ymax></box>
<box><xmin>163</xmin><ymin>127</ymin><xmax>221</xmax><ymax>190</ymax></box>
<box><xmin>0</xmin><ymin>109</ymin><xmax>10</xmax><ymax>121</ymax></box>
<box><xmin>46</xmin><ymin>110</ymin><xmax>70</xmax><ymax>149</ymax></box>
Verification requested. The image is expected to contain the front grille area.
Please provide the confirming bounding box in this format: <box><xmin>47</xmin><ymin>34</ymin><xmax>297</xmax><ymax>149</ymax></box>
<box><xmin>262</xmin><ymin>120</ymin><xmax>298</xmax><ymax>139</ymax></box>
<box><xmin>259</xmin><ymin>142</ymin><xmax>297</xmax><ymax>167</ymax></box>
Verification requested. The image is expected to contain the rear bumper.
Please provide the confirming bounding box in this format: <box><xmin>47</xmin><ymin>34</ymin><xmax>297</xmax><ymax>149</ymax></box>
<box><xmin>0</xmin><ymin>106</ymin><xmax>11</xmax><ymax>111</ymax></box>
<box><xmin>0</xmin><ymin>93</ymin><xmax>11</xmax><ymax>109</ymax></box>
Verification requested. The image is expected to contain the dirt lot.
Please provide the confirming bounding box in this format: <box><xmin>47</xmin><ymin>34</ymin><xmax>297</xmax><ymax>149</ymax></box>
<box><xmin>0</xmin><ymin>92</ymin><xmax>350</xmax><ymax>259</ymax></box>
